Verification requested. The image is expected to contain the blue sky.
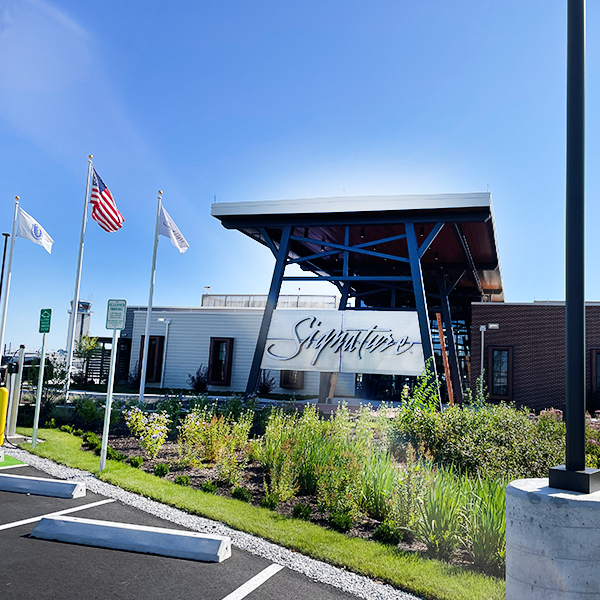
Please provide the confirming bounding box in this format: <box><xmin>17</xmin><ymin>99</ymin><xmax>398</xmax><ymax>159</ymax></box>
<box><xmin>0</xmin><ymin>1</ymin><xmax>597</xmax><ymax>352</ymax></box>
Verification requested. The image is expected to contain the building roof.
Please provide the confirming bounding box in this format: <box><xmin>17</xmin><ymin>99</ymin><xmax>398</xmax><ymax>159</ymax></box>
<box><xmin>212</xmin><ymin>192</ymin><xmax>504</xmax><ymax>309</ymax></box>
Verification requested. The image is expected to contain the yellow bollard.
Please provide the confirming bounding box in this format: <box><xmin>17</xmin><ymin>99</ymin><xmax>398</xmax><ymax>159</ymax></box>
<box><xmin>0</xmin><ymin>387</ymin><xmax>8</xmax><ymax>446</ymax></box>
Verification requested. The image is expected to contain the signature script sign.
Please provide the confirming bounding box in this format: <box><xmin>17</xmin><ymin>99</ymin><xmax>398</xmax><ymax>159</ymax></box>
<box><xmin>261</xmin><ymin>310</ymin><xmax>424</xmax><ymax>375</ymax></box>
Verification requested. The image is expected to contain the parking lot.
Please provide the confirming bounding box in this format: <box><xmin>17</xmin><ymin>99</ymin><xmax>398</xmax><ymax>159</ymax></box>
<box><xmin>0</xmin><ymin>461</ymin><xmax>373</xmax><ymax>600</ymax></box>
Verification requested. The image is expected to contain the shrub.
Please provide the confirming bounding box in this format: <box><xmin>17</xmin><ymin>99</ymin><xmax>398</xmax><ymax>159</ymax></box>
<box><xmin>373</xmin><ymin>522</ymin><xmax>403</xmax><ymax>546</ymax></box>
<box><xmin>60</xmin><ymin>424</ymin><xmax>74</xmax><ymax>433</ymax></box>
<box><xmin>123</xmin><ymin>407</ymin><xmax>171</xmax><ymax>459</ymax></box>
<box><xmin>187</xmin><ymin>365</ymin><xmax>209</xmax><ymax>393</ymax></box>
<box><xmin>174</xmin><ymin>475</ymin><xmax>190</xmax><ymax>487</ymax></box>
<box><xmin>73</xmin><ymin>429</ymin><xmax>84</xmax><ymax>437</ymax></box>
<box><xmin>328</xmin><ymin>510</ymin><xmax>353</xmax><ymax>533</ymax></box>
<box><xmin>257</xmin><ymin>370</ymin><xmax>276</xmax><ymax>395</ymax></box>
<box><xmin>154</xmin><ymin>463</ymin><xmax>170</xmax><ymax>477</ymax></box>
<box><xmin>82</xmin><ymin>431</ymin><xmax>101</xmax><ymax>449</ymax></box>
<box><xmin>216</xmin><ymin>446</ymin><xmax>247</xmax><ymax>487</ymax></box>
<box><xmin>232</xmin><ymin>486</ymin><xmax>252</xmax><ymax>502</ymax></box>
<box><xmin>129</xmin><ymin>456</ymin><xmax>144</xmax><ymax>468</ymax></box>
<box><xmin>201</xmin><ymin>480</ymin><xmax>217</xmax><ymax>494</ymax></box>
<box><xmin>392</xmin><ymin>402</ymin><xmax>565</xmax><ymax>479</ymax></box>
<box><xmin>157</xmin><ymin>395</ymin><xmax>183</xmax><ymax>434</ymax></box>
<box><xmin>292</xmin><ymin>502</ymin><xmax>311</xmax><ymax>521</ymax></box>
<box><xmin>315</xmin><ymin>450</ymin><xmax>362</xmax><ymax>520</ymax></box>
<box><xmin>106</xmin><ymin>446</ymin><xmax>126</xmax><ymax>462</ymax></box>
<box><xmin>261</xmin><ymin>491</ymin><xmax>279</xmax><ymax>510</ymax></box>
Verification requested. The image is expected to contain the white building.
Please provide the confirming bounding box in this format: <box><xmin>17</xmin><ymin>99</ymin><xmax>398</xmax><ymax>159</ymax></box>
<box><xmin>120</xmin><ymin>295</ymin><xmax>356</xmax><ymax>398</ymax></box>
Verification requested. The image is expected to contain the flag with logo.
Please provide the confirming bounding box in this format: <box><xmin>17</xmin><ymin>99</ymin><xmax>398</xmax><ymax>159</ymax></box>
<box><xmin>90</xmin><ymin>168</ymin><xmax>124</xmax><ymax>232</ymax></box>
<box><xmin>159</xmin><ymin>206</ymin><xmax>189</xmax><ymax>253</ymax></box>
<box><xmin>16</xmin><ymin>208</ymin><xmax>54</xmax><ymax>253</ymax></box>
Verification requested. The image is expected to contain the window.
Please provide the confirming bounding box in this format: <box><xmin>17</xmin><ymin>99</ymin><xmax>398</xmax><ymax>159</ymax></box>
<box><xmin>139</xmin><ymin>335</ymin><xmax>164</xmax><ymax>383</ymax></box>
<box><xmin>487</xmin><ymin>346</ymin><xmax>513</xmax><ymax>400</ymax></box>
<box><xmin>280</xmin><ymin>370</ymin><xmax>305</xmax><ymax>390</ymax></box>
<box><xmin>208</xmin><ymin>338</ymin><xmax>234</xmax><ymax>385</ymax></box>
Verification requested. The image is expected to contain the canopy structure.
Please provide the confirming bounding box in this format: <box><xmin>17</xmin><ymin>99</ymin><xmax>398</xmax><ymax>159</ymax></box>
<box><xmin>212</xmin><ymin>193</ymin><xmax>504</xmax><ymax>402</ymax></box>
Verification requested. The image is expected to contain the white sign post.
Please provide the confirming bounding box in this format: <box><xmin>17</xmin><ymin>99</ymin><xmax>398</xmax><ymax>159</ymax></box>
<box><xmin>99</xmin><ymin>300</ymin><xmax>126</xmax><ymax>471</ymax></box>
<box><xmin>32</xmin><ymin>309</ymin><xmax>51</xmax><ymax>449</ymax></box>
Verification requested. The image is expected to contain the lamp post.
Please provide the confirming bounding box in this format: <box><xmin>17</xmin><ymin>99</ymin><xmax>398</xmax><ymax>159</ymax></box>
<box><xmin>157</xmin><ymin>318</ymin><xmax>171</xmax><ymax>388</ymax></box>
<box><xmin>549</xmin><ymin>0</ymin><xmax>600</xmax><ymax>494</ymax></box>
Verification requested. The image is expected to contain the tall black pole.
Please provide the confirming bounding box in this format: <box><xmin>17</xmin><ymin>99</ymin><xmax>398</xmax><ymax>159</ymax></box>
<box><xmin>565</xmin><ymin>0</ymin><xmax>586</xmax><ymax>473</ymax></box>
<box><xmin>549</xmin><ymin>0</ymin><xmax>600</xmax><ymax>493</ymax></box>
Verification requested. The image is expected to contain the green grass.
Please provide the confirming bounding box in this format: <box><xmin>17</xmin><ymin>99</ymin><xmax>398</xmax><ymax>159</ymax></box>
<box><xmin>16</xmin><ymin>427</ymin><xmax>505</xmax><ymax>600</ymax></box>
<box><xmin>0</xmin><ymin>454</ymin><xmax>24</xmax><ymax>467</ymax></box>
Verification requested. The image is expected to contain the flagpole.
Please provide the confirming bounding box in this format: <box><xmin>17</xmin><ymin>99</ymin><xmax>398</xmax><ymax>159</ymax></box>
<box><xmin>0</xmin><ymin>198</ymin><xmax>19</xmax><ymax>361</ymax></box>
<box><xmin>64</xmin><ymin>155</ymin><xmax>93</xmax><ymax>400</ymax></box>
<box><xmin>139</xmin><ymin>191</ymin><xmax>163</xmax><ymax>403</ymax></box>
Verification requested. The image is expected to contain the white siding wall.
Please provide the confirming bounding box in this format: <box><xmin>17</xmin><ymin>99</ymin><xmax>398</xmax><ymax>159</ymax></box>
<box><xmin>130</xmin><ymin>308</ymin><xmax>355</xmax><ymax>396</ymax></box>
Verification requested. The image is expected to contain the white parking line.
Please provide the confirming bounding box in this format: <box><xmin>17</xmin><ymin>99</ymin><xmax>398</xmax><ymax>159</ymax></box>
<box><xmin>0</xmin><ymin>463</ymin><xmax>28</xmax><ymax>470</ymax></box>
<box><xmin>221</xmin><ymin>564</ymin><xmax>285</xmax><ymax>600</ymax></box>
<box><xmin>0</xmin><ymin>498</ymin><xmax>116</xmax><ymax>531</ymax></box>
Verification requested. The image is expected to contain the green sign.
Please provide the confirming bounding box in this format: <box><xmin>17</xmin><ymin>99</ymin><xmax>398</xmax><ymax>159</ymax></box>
<box><xmin>39</xmin><ymin>308</ymin><xmax>52</xmax><ymax>334</ymax></box>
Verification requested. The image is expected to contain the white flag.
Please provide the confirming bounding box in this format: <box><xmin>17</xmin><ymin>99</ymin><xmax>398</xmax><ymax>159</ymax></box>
<box><xmin>16</xmin><ymin>208</ymin><xmax>54</xmax><ymax>254</ymax></box>
<box><xmin>159</xmin><ymin>206</ymin><xmax>189</xmax><ymax>253</ymax></box>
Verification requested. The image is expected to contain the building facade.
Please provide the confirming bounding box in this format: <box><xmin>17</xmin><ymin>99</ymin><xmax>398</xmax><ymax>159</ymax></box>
<box><xmin>471</xmin><ymin>301</ymin><xmax>600</xmax><ymax>413</ymax></box>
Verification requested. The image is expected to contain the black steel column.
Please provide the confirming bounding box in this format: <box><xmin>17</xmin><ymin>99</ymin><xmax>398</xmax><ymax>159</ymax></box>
<box><xmin>549</xmin><ymin>0</ymin><xmax>600</xmax><ymax>493</ymax></box>
<box><xmin>438</xmin><ymin>269</ymin><xmax>464</xmax><ymax>405</ymax></box>
<box><xmin>245</xmin><ymin>226</ymin><xmax>292</xmax><ymax>395</ymax></box>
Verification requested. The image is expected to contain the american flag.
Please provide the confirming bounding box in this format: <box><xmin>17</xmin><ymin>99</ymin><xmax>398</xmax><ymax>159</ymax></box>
<box><xmin>90</xmin><ymin>168</ymin><xmax>124</xmax><ymax>232</ymax></box>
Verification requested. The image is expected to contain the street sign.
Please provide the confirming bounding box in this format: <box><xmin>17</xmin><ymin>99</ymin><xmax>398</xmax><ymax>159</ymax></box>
<box><xmin>39</xmin><ymin>309</ymin><xmax>51</xmax><ymax>334</ymax></box>
<box><xmin>106</xmin><ymin>299</ymin><xmax>127</xmax><ymax>330</ymax></box>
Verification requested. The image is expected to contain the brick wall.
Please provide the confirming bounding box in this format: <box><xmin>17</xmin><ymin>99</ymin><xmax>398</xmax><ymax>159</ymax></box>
<box><xmin>471</xmin><ymin>302</ymin><xmax>600</xmax><ymax>412</ymax></box>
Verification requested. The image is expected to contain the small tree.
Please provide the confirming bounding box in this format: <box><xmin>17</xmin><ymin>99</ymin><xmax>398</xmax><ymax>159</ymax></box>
<box><xmin>188</xmin><ymin>364</ymin><xmax>209</xmax><ymax>392</ymax></box>
<box><xmin>74</xmin><ymin>334</ymin><xmax>101</xmax><ymax>384</ymax></box>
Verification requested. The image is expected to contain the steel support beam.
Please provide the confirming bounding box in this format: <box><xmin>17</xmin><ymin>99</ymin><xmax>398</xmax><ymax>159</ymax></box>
<box><xmin>438</xmin><ymin>269</ymin><xmax>464</xmax><ymax>405</ymax></box>
<box><xmin>245</xmin><ymin>227</ymin><xmax>292</xmax><ymax>395</ymax></box>
<box><xmin>406</xmin><ymin>223</ymin><xmax>436</xmax><ymax>375</ymax></box>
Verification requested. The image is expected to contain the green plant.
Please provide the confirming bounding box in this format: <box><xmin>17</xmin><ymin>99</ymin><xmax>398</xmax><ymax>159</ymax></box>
<box><xmin>106</xmin><ymin>446</ymin><xmax>126</xmax><ymax>462</ymax></box>
<box><xmin>73</xmin><ymin>429</ymin><xmax>84</xmax><ymax>437</ymax></box>
<box><xmin>373</xmin><ymin>522</ymin><xmax>403</xmax><ymax>545</ymax></box>
<box><xmin>261</xmin><ymin>490</ymin><xmax>279</xmax><ymax>510</ymax></box>
<box><xmin>257</xmin><ymin>369</ymin><xmax>276</xmax><ymax>394</ymax></box>
<box><xmin>129</xmin><ymin>456</ymin><xmax>144</xmax><ymax>468</ymax></box>
<box><xmin>123</xmin><ymin>407</ymin><xmax>171</xmax><ymax>459</ymax></box>
<box><xmin>463</xmin><ymin>476</ymin><xmax>506</xmax><ymax>575</ymax></box>
<box><xmin>216</xmin><ymin>445</ymin><xmax>247</xmax><ymax>487</ymax></box>
<box><xmin>45</xmin><ymin>418</ymin><xmax>56</xmax><ymax>428</ymax></box>
<box><xmin>328</xmin><ymin>510</ymin><xmax>353</xmax><ymax>533</ymax></box>
<box><xmin>75</xmin><ymin>399</ymin><xmax>101</xmax><ymax>426</ymax></box>
<box><xmin>187</xmin><ymin>364</ymin><xmax>209</xmax><ymax>393</ymax></box>
<box><xmin>60</xmin><ymin>424</ymin><xmax>74</xmax><ymax>433</ymax></box>
<box><xmin>292</xmin><ymin>502</ymin><xmax>311</xmax><ymax>521</ymax></box>
<box><xmin>82</xmin><ymin>431</ymin><xmax>101</xmax><ymax>448</ymax></box>
<box><xmin>154</xmin><ymin>463</ymin><xmax>170</xmax><ymax>477</ymax></box>
<box><xmin>174</xmin><ymin>475</ymin><xmax>190</xmax><ymax>486</ymax></box>
<box><xmin>417</xmin><ymin>469</ymin><xmax>464</xmax><ymax>561</ymax></box>
<box><xmin>201</xmin><ymin>480</ymin><xmax>217</xmax><ymax>493</ymax></box>
<box><xmin>232</xmin><ymin>486</ymin><xmax>252</xmax><ymax>502</ymax></box>
<box><xmin>157</xmin><ymin>395</ymin><xmax>183</xmax><ymax>434</ymax></box>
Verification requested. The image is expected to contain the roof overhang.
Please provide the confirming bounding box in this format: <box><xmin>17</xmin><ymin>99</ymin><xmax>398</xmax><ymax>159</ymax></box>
<box><xmin>212</xmin><ymin>193</ymin><xmax>504</xmax><ymax>307</ymax></box>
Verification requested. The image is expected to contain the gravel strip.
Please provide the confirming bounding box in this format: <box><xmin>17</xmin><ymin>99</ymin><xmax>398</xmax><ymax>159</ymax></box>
<box><xmin>5</xmin><ymin>447</ymin><xmax>421</xmax><ymax>600</ymax></box>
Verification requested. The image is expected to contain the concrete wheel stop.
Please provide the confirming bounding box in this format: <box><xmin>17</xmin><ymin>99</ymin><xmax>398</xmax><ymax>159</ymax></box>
<box><xmin>506</xmin><ymin>478</ymin><xmax>600</xmax><ymax>599</ymax></box>
<box><xmin>30</xmin><ymin>515</ymin><xmax>232</xmax><ymax>563</ymax></box>
<box><xmin>0</xmin><ymin>473</ymin><xmax>86</xmax><ymax>498</ymax></box>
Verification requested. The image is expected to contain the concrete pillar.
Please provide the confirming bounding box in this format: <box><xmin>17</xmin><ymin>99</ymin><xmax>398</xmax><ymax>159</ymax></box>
<box><xmin>506</xmin><ymin>478</ymin><xmax>600</xmax><ymax>599</ymax></box>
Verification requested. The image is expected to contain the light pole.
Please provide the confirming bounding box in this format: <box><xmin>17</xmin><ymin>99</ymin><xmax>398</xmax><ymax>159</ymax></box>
<box><xmin>158</xmin><ymin>318</ymin><xmax>171</xmax><ymax>388</ymax></box>
<box><xmin>479</xmin><ymin>323</ymin><xmax>499</xmax><ymax>400</ymax></box>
